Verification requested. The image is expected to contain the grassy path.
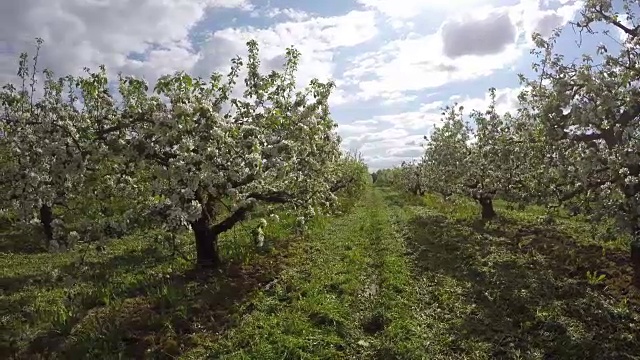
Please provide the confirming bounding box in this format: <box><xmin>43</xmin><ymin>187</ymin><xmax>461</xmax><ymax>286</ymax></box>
<box><xmin>191</xmin><ymin>186</ymin><xmax>640</xmax><ymax>359</ymax></box>
<box><xmin>4</xmin><ymin>186</ymin><xmax>639</xmax><ymax>359</ymax></box>
<box><xmin>382</xmin><ymin>187</ymin><xmax>640</xmax><ymax>360</ymax></box>
<box><xmin>185</xmin><ymin>188</ymin><xmax>424</xmax><ymax>359</ymax></box>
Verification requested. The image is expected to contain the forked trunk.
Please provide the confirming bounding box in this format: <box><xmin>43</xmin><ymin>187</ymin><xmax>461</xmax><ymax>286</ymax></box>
<box><xmin>190</xmin><ymin>217</ymin><xmax>220</xmax><ymax>269</ymax></box>
<box><xmin>478</xmin><ymin>197</ymin><xmax>496</xmax><ymax>220</ymax></box>
<box><xmin>39</xmin><ymin>203</ymin><xmax>53</xmax><ymax>248</ymax></box>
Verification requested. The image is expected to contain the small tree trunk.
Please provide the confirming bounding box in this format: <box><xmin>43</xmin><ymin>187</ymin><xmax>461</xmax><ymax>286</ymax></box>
<box><xmin>190</xmin><ymin>217</ymin><xmax>220</xmax><ymax>269</ymax></box>
<box><xmin>631</xmin><ymin>227</ymin><xmax>640</xmax><ymax>288</ymax></box>
<box><xmin>478</xmin><ymin>197</ymin><xmax>496</xmax><ymax>220</ymax></box>
<box><xmin>39</xmin><ymin>203</ymin><xmax>53</xmax><ymax>248</ymax></box>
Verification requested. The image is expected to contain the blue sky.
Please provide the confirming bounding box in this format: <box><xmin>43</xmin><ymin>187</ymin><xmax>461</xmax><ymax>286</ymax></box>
<box><xmin>0</xmin><ymin>0</ymin><xmax>626</xmax><ymax>170</ymax></box>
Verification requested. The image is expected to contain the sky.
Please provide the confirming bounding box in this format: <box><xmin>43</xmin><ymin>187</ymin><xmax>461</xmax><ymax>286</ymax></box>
<box><xmin>0</xmin><ymin>0</ymin><xmax>624</xmax><ymax>170</ymax></box>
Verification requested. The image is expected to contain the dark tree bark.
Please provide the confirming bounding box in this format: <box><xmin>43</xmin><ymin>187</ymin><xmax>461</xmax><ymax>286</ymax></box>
<box><xmin>631</xmin><ymin>225</ymin><xmax>640</xmax><ymax>288</ymax></box>
<box><xmin>632</xmin><ymin>241</ymin><xmax>640</xmax><ymax>288</ymax></box>
<box><xmin>39</xmin><ymin>203</ymin><xmax>53</xmax><ymax>248</ymax></box>
<box><xmin>190</xmin><ymin>217</ymin><xmax>220</xmax><ymax>269</ymax></box>
<box><xmin>189</xmin><ymin>190</ymin><xmax>291</xmax><ymax>270</ymax></box>
<box><xmin>478</xmin><ymin>197</ymin><xmax>496</xmax><ymax>220</ymax></box>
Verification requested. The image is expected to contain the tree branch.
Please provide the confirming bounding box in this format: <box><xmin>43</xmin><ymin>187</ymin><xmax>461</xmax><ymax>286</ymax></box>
<box><xmin>210</xmin><ymin>190</ymin><xmax>293</xmax><ymax>236</ymax></box>
<box><xmin>594</xmin><ymin>7</ymin><xmax>640</xmax><ymax>38</ymax></box>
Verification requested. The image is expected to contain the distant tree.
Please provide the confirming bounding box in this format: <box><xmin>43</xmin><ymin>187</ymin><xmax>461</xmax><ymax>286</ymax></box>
<box><xmin>329</xmin><ymin>151</ymin><xmax>371</xmax><ymax>212</ymax></box>
<box><xmin>398</xmin><ymin>160</ymin><xmax>426</xmax><ymax>196</ymax></box>
<box><xmin>421</xmin><ymin>104</ymin><xmax>471</xmax><ymax>203</ymax></box>
<box><xmin>419</xmin><ymin>90</ymin><xmax>545</xmax><ymax>219</ymax></box>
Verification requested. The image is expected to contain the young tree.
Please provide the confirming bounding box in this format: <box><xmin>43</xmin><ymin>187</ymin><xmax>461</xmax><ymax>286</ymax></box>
<box><xmin>328</xmin><ymin>151</ymin><xmax>371</xmax><ymax>212</ymax></box>
<box><xmin>420</xmin><ymin>91</ymin><xmax>544</xmax><ymax>219</ymax></box>
<box><xmin>464</xmin><ymin>89</ymin><xmax>510</xmax><ymax>219</ymax></box>
<box><xmin>421</xmin><ymin>104</ymin><xmax>471</xmax><ymax>203</ymax></box>
<box><xmin>398</xmin><ymin>160</ymin><xmax>426</xmax><ymax>196</ymax></box>
<box><xmin>501</xmin><ymin>95</ymin><xmax>553</xmax><ymax>208</ymax></box>
<box><xmin>464</xmin><ymin>88</ymin><xmax>544</xmax><ymax>218</ymax></box>
<box><xmin>522</xmin><ymin>0</ymin><xmax>640</xmax><ymax>285</ymax></box>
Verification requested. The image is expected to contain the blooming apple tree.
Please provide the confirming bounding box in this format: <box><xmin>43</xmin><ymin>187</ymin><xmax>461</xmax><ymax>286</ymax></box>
<box><xmin>464</xmin><ymin>89</ymin><xmax>547</xmax><ymax>218</ymax></box>
<box><xmin>419</xmin><ymin>90</ymin><xmax>546</xmax><ymax>219</ymax></box>
<box><xmin>0</xmin><ymin>40</ymin><xmax>121</xmax><ymax>249</ymax></box>
<box><xmin>521</xmin><ymin>0</ymin><xmax>640</xmax><ymax>284</ymax></box>
<box><xmin>98</xmin><ymin>40</ymin><xmax>343</xmax><ymax>267</ymax></box>
<box><xmin>326</xmin><ymin>151</ymin><xmax>371</xmax><ymax>212</ymax></box>
<box><xmin>421</xmin><ymin>104</ymin><xmax>471</xmax><ymax>202</ymax></box>
<box><xmin>396</xmin><ymin>160</ymin><xmax>426</xmax><ymax>196</ymax></box>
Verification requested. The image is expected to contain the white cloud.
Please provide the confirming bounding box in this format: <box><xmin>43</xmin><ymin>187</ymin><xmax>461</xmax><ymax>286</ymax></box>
<box><xmin>336</xmin><ymin>0</ymin><xmax>581</xmax><ymax>105</ymax></box>
<box><xmin>195</xmin><ymin>10</ymin><xmax>378</xmax><ymax>87</ymax></box>
<box><xmin>515</xmin><ymin>0</ymin><xmax>583</xmax><ymax>41</ymax></box>
<box><xmin>337</xmin><ymin>121</ymin><xmax>381</xmax><ymax>138</ymax></box>
<box><xmin>338</xmin><ymin>100</ymin><xmax>445</xmax><ymax>169</ymax></box>
<box><xmin>341</xmin><ymin>31</ymin><xmax>524</xmax><ymax>102</ymax></box>
<box><xmin>255</xmin><ymin>7</ymin><xmax>312</xmax><ymax>22</ymax></box>
<box><xmin>374</xmin><ymin>104</ymin><xmax>442</xmax><ymax>130</ymax></box>
<box><xmin>453</xmin><ymin>86</ymin><xmax>523</xmax><ymax>115</ymax></box>
<box><xmin>337</xmin><ymin>85</ymin><xmax>523</xmax><ymax>170</ymax></box>
<box><xmin>0</xmin><ymin>0</ymin><xmax>252</xmax><ymax>84</ymax></box>
<box><xmin>356</xmin><ymin>0</ymin><xmax>501</xmax><ymax>19</ymax></box>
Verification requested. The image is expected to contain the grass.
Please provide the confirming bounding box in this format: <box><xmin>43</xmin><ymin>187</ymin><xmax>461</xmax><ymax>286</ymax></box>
<box><xmin>0</xmin><ymin>215</ymin><xmax>297</xmax><ymax>359</ymax></box>
<box><xmin>1</xmin><ymin>187</ymin><xmax>639</xmax><ymax>359</ymax></box>
<box><xmin>382</xmin><ymin>188</ymin><xmax>640</xmax><ymax>359</ymax></box>
<box><xmin>182</xmin><ymin>188</ymin><xmax>422</xmax><ymax>359</ymax></box>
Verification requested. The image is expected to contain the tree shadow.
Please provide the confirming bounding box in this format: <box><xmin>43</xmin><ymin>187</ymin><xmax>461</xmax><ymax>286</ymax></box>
<box><xmin>0</xmin><ymin>245</ymin><xmax>166</xmax><ymax>297</ymax></box>
<box><xmin>0</xmin><ymin>229</ymin><xmax>47</xmax><ymax>254</ymax></box>
<box><xmin>407</xmin><ymin>213</ymin><xmax>640</xmax><ymax>359</ymax></box>
<box><xmin>11</xmin><ymin>239</ymin><xmax>293</xmax><ymax>359</ymax></box>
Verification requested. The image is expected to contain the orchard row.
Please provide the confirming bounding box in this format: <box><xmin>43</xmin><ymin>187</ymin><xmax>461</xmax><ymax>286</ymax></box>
<box><xmin>0</xmin><ymin>39</ymin><xmax>370</xmax><ymax>267</ymax></box>
<box><xmin>374</xmin><ymin>0</ymin><xmax>640</xmax><ymax>286</ymax></box>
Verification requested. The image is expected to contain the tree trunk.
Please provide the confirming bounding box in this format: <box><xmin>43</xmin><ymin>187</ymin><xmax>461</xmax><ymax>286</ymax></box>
<box><xmin>190</xmin><ymin>217</ymin><xmax>220</xmax><ymax>269</ymax></box>
<box><xmin>478</xmin><ymin>197</ymin><xmax>496</xmax><ymax>220</ymax></box>
<box><xmin>631</xmin><ymin>227</ymin><xmax>640</xmax><ymax>288</ymax></box>
<box><xmin>39</xmin><ymin>203</ymin><xmax>53</xmax><ymax>248</ymax></box>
